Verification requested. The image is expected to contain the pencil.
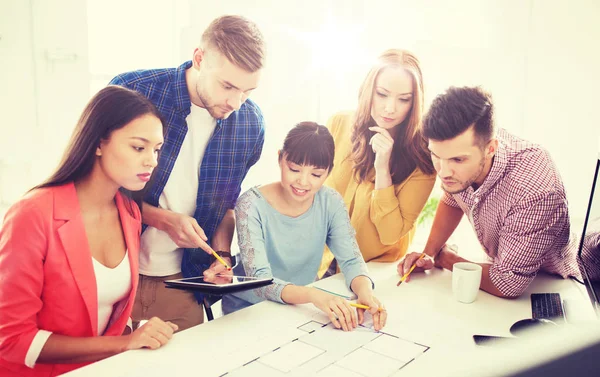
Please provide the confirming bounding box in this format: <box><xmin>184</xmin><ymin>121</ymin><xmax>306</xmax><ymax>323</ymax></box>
<box><xmin>315</xmin><ymin>287</ymin><xmax>353</xmax><ymax>300</ymax></box>
<box><xmin>208</xmin><ymin>247</ymin><xmax>232</xmax><ymax>270</ymax></box>
<box><xmin>349</xmin><ymin>302</ymin><xmax>385</xmax><ymax>312</ymax></box>
<box><xmin>397</xmin><ymin>253</ymin><xmax>426</xmax><ymax>286</ymax></box>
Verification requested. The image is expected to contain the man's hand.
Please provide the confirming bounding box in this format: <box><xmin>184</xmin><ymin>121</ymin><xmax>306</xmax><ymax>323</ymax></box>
<box><xmin>161</xmin><ymin>211</ymin><xmax>214</xmax><ymax>255</ymax></box>
<box><xmin>433</xmin><ymin>244</ymin><xmax>459</xmax><ymax>270</ymax></box>
<box><xmin>397</xmin><ymin>252</ymin><xmax>435</xmax><ymax>283</ymax></box>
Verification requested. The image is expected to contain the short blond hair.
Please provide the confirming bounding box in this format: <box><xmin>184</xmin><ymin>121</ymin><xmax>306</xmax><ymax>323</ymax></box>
<box><xmin>201</xmin><ymin>15</ymin><xmax>265</xmax><ymax>72</ymax></box>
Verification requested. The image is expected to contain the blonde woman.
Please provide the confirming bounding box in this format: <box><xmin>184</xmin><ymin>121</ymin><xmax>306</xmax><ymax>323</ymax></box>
<box><xmin>319</xmin><ymin>49</ymin><xmax>436</xmax><ymax>277</ymax></box>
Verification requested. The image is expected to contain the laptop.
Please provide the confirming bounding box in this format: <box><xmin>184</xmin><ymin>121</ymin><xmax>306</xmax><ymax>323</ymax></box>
<box><xmin>577</xmin><ymin>155</ymin><xmax>600</xmax><ymax>317</ymax></box>
<box><xmin>527</xmin><ymin>156</ymin><xmax>600</xmax><ymax>322</ymax></box>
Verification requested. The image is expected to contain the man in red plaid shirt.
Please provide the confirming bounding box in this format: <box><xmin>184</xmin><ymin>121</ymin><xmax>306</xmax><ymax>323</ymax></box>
<box><xmin>398</xmin><ymin>86</ymin><xmax>580</xmax><ymax>298</ymax></box>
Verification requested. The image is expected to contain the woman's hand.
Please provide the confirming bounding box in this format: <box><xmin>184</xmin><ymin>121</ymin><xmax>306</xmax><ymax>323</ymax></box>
<box><xmin>125</xmin><ymin>317</ymin><xmax>178</xmax><ymax>351</ymax></box>
<box><xmin>369</xmin><ymin>126</ymin><xmax>395</xmax><ymax>171</ymax></box>
<box><xmin>203</xmin><ymin>259</ymin><xmax>234</xmax><ymax>284</ymax></box>
<box><xmin>309</xmin><ymin>289</ymin><xmax>358</xmax><ymax>332</ymax></box>
<box><xmin>356</xmin><ymin>294</ymin><xmax>387</xmax><ymax>331</ymax></box>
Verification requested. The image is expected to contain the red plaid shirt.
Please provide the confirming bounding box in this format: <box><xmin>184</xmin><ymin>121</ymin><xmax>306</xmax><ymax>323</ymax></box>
<box><xmin>443</xmin><ymin>129</ymin><xmax>580</xmax><ymax>297</ymax></box>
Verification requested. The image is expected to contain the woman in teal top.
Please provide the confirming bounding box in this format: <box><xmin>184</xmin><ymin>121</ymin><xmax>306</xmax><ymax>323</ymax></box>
<box><xmin>221</xmin><ymin>122</ymin><xmax>386</xmax><ymax>331</ymax></box>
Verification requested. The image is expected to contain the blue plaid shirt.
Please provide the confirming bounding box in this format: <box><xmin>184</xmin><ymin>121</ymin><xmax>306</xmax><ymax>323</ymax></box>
<box><xmin>110</xmin><ymin>61</ymin><xmax>265</xmax><ymax>302</ymax></box>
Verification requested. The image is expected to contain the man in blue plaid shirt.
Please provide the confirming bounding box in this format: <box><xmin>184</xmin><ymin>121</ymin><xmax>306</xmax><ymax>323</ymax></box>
<box><xmin>109</xmin><ymin>15</ymin><xmax>265</xmax><ymax>331</ymax></box>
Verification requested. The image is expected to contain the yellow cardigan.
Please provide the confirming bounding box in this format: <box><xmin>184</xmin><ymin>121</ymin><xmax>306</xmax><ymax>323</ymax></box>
<box><xmin>318</xmin><ymin>112</ymin><xmax>436</xmax><ymax>277</ymax></box>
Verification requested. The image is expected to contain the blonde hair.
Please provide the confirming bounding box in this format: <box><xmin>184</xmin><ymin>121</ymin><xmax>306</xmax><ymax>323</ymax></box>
<box><xmin>201</xmin><ymin>15</ymin><xmax>265</xmax><ymax>72</ymax></box>
<box><xmin>350</xmin><ymin>49</ymin><xmax>434</xmax><ymax>184</ymax></box>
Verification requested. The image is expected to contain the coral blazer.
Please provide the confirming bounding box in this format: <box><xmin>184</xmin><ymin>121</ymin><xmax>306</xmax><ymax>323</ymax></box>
<box><xmin>0</xmin><ymin>183</ymin><xmax>141</xmax><ymax>377</ymax></box>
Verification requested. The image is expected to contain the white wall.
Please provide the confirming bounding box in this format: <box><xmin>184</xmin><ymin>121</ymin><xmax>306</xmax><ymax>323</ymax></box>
<box><xmin>86</xmin><ymin>0</ymin><xmax>190</xmax><ymax>94</ymax></box>
<box><xmin>0</xmin><ymin>0</ymin><xmax>90</xmax><ymax>216</ymax></box>
<box><xmin>522</xmin><ymin>0</ymin><xmax>600</xmax><ymax>221</ymax></box>
<box><xmin>0</xmin><ymin>0</ymin><xmax>38</xmax><ymax>210</ymax></box>
<box><xmin>1</xmin><ymin>0</ymin><xmax>599</xmax><ymax>226</ymax></box>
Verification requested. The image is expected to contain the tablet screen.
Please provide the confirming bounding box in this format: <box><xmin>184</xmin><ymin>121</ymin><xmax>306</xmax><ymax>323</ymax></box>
<box><xmin>164</xmin><ymin>275</ymin><xmax>273</xmax><ymax>294</ymax></box>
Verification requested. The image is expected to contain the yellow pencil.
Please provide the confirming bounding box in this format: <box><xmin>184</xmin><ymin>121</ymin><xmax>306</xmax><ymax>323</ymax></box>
<box><xmin>208</xmin><ymin>247</ymin><xmax>232</xmax><ymax>270</ymax></box>
<box><xmin>397</xmin><ymin>253</ymin><xmax>426</xmax><ymax>286</ymax></box>
<box><xmin>349</xmin><ymin>302</ymin><xmax>385</xmax><ymax>312</ymax></box>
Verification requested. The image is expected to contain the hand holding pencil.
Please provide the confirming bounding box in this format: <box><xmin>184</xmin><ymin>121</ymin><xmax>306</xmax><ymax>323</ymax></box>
<box><xmin>208</xmin><ymin>248</ymin><xmax>232</xmax><ymax>271</ymax></box>
<box><xmin>351</xmin><ymin>296</ymin><xmax>387</xmax><ymax>331</ymax></box>
<box><xmin>349</xmin><ymin>302</ymin><xmax>386</xmax><ymax>312</ymax></box>
<box><xmin>310</xmin><ymin>289</ymin><xmax>387</xmax><ymax>331</ymax></box>
<box><xmin>203</xmin><ymin>248</ymin><xmax>233</xmax><ymax>282</ymax></box>
<box><xmin>396</xmin><ymin>252</ymin><xmax>435</xmax><ymax>285</ymax></box>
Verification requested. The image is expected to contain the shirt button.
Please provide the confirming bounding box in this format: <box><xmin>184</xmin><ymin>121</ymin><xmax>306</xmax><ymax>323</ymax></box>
<box><xmin>474</xmin><ymin>198</ymin><xmax>479</xmax><ymax>203</ymax></box>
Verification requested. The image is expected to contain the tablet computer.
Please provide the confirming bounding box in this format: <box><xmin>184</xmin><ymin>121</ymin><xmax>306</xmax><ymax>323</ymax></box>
<box><xmin>164</xmin><ymin>275</ymin><xmax>273</xmax><ymax>294</ymax></box>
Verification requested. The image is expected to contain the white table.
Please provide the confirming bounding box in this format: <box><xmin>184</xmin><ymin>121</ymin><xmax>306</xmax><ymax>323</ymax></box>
<box><xmin>65</xmin><ymin>262</ymin><xmax>597</xmax><ymax>377</ymax></box>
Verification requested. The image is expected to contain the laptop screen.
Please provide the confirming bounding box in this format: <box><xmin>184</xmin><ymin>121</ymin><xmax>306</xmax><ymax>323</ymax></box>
<box><xmin>577</xmin><ymin>157</ymin><xmax>600</xmax><ymax>316</ymax></box>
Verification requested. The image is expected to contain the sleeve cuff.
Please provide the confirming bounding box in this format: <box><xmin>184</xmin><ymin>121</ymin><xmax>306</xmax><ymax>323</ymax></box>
<box><xmin>489</xmin><ymin>265</ymin><xmax>533</xmax><ymax>298</ymax></box>
<box><xmin>347</xmin><ymin>274</ymin><xmax>374</xmax><ymax>293</ymax></box>
<box><xmin>371</xmin><ymin>185</ymin><xmax>398</xmax><ymax>206</ymax></box>
<box><xmin>25</xmin><ymin>330</ymin><xmax>52</xmax><ymax>368</ymax></box>
<box><xmin>272</xmin><ymin>280</ymin><xmax>291</xmax><ymax>304</ymax></box>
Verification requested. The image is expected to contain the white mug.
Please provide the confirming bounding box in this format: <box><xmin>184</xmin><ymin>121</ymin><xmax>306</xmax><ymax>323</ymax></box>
<box><xmin>452</xmin><ymin>262</ymin><xmax>483</xmax><ymax>303</ymax></box>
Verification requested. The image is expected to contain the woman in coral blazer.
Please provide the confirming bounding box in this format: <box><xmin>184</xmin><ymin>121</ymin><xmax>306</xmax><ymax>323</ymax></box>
<box><xmin>0</xmin><ymin>86</ymin><xmax>177</xmax><ymax>377</ymax></box>
<box><xmin>318</xmin><ymin>50</ymin><xmax>437</xmax><ymax>278</ymax></box>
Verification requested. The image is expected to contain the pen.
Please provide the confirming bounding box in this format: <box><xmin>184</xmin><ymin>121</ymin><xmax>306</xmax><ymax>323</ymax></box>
<box><xmin>397</xmin><ymin>253</ymin><xmax>426</xmax><ymax>286</ymax></box>
<box><xmin>349</xmin><ymin>302</ymin><xmax>385</xmax><ymax>312</ymax></box>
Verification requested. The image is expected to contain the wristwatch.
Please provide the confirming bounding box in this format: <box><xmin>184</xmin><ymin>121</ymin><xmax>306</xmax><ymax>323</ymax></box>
<box><xmin>212</xmin><ymin>251</ymin><xmax>237</xmax><ymax>267</ymax></box>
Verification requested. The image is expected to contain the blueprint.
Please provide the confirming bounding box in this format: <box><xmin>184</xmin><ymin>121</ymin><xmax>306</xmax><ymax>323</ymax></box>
<box><xmin>222</xmin><ymin>318</ymin><xmax>429</xmax><ymax>377</ymax></box>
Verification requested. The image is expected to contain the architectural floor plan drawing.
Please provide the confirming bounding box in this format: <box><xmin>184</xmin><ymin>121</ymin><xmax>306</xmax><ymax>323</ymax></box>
<box><xmin>222</xmin><ymin>319</ymin><xmax>430</xmax><ymax>377</ymax></box>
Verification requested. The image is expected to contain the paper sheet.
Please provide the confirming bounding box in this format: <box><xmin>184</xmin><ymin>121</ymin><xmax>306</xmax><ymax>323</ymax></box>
<box><xmin>226</xmin><ymin>360</ymin><xmax>286</xmax><ymax>377</ymax></box>
<box><xmin>222</xmin><ymin>320</ymin><xmax>429</xmax><ymax>376</ymax></box>
<box><xmin>363</xmin><ymin>333</ymin><xmax>428</xmax><ymax>362</ymax></box>
<box><xmin>299</xmin><ymin>320</ymin><xmax>328</xmax><ymax>333</ymax></box>
<box><xmin>300</xmin><ymin>323</ymin><xmax>380</xmax><ymax>352</ymax></box>
<box><xmin>316</xmin><ymin>364</ymin><xmax>364</xmax><ymax>377</ymax></box>
<box><xmin>258</xmin><ymin>340</ymin><xmax>325</xmax><ymax>372</ymax></box>
<box><xmin>335</xmin><ymin>348</ymin><xmax>407</xmax><ymax>377</ymax></box>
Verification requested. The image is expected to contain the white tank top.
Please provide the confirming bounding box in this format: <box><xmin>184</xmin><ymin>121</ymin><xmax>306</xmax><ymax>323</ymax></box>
<box><xmin>92</xmin><ymin>250</ymin><xmax>131</xmax><ymax>335</ymax></box>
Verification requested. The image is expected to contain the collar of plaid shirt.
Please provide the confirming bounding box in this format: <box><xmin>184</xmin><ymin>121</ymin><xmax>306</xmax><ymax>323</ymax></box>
<box><xmin>452</xmin><ymin>133</ymin><xmax>509</xmax><ymax>201</ymax></box>
<box><xmin>475</xmin><ymin>136</ymin><xmax>508</xmax><ymax>197</ymax></box>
